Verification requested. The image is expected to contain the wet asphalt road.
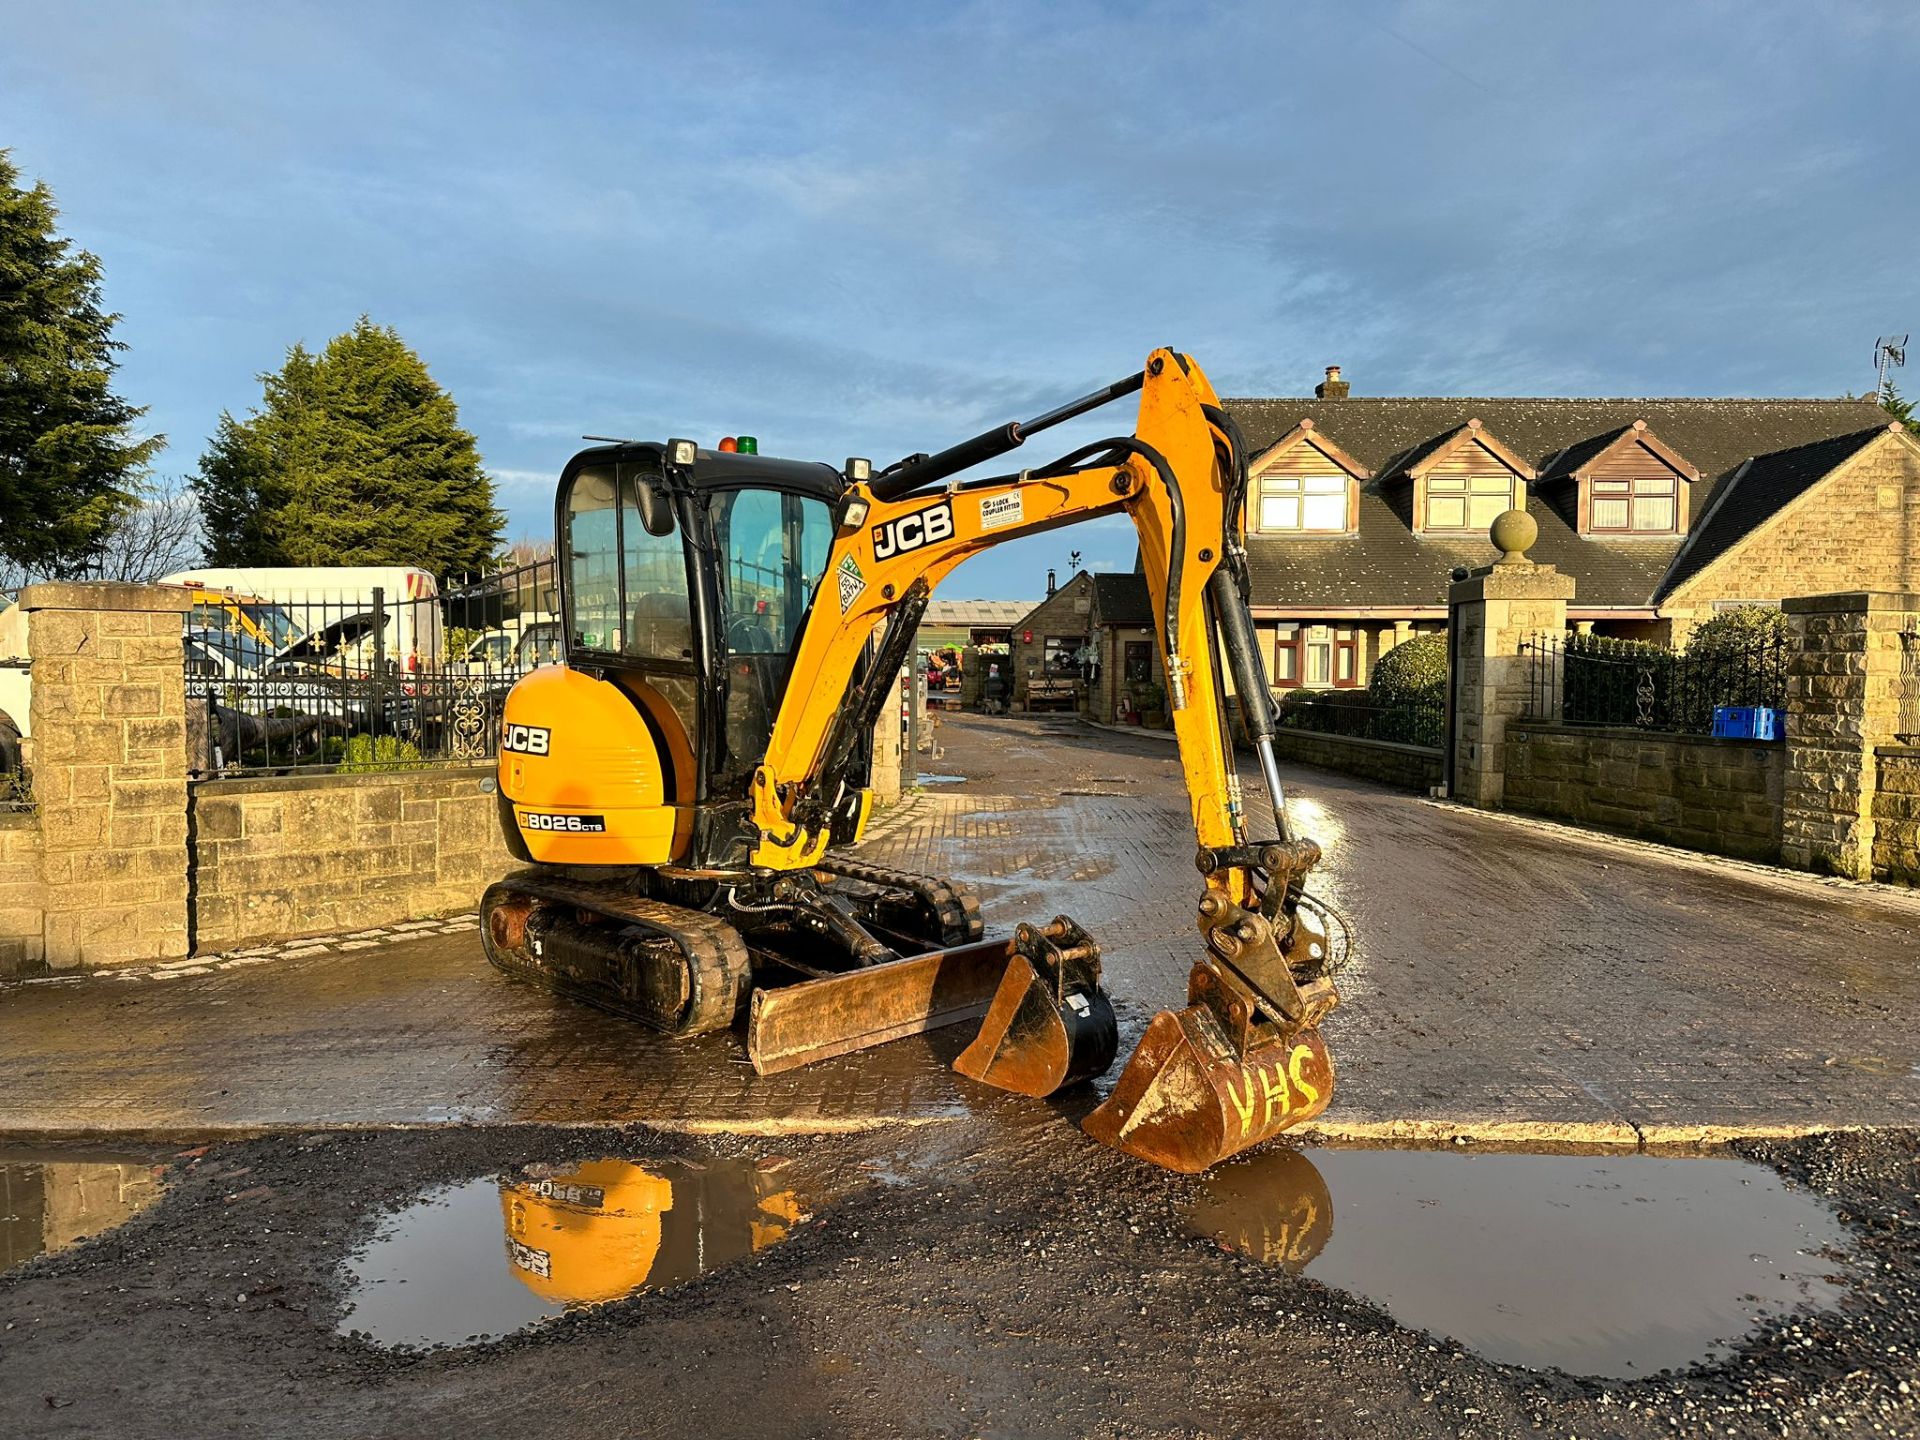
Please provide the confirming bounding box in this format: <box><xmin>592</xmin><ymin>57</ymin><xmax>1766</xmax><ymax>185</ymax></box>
<box><xmin>3</xmin><ymin>714</ymin><xmax>1920</xmax><ymax>1436</ymax></box>
<box><xmin>4</xmin><ymin>713</ymin><xmax>1919</xmax><ymax>1144</ymax></box>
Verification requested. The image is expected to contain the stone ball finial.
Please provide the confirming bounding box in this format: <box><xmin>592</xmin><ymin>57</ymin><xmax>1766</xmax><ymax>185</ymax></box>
<box><xmin>1490</xmin><ymin>508</ymin><xmax>1537</xmax><ymax>563</ymax></box>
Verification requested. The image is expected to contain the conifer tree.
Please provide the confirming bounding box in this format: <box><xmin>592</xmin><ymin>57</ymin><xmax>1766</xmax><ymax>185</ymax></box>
<box><xmin>1883</xmin><ymin>379</ymin><xmax>1918</xmax><ymax>439</ymax></box>
<box><xmin>195</xmin><ymin>318</ymin><xmax>503</xmax><ymax>574</ymax></box>
<box><xmin>0</xmin><ymin>151</ymin><xmax>159</xmax><ymax>576</ymax></box>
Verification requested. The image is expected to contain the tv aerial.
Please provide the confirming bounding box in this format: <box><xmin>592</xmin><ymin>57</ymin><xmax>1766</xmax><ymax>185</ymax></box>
<box><xmin>1875</xmin><ymin>334</ymin><xmax>1908</xmax><ymax>398</ymax></box>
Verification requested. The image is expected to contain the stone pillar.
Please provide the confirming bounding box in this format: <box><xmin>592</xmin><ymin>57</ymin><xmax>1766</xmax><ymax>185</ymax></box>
<box><xmin>1448</xmin><ymin>512</ymin><xmax>1575</xmax><ymax>809</ymax></box>
<box><xmin>1780</xmin><ymin>591</ymin><xmax>1920</xmax><ymax>878</ymax></box>
<box><xmin>22</xmin><ymin>582</ymin><xmax>195</xmax><ymax>968</ymax></box>
<box><xmin>868</xmin><ymin>670</ymin><xmax>905</xmax><ymax>803</ymax></box>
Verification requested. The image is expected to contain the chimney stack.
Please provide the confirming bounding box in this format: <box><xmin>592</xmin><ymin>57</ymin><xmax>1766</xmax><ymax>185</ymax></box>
<box><xmin>1315</xmin><ymin>364</ymin><xmax>1350</xmax><ymax>400</ymax></box>
<box><xmin>1046</xmin><ymin>568</ymin><xmax>1057</xmax><ymax>597</ymax></box>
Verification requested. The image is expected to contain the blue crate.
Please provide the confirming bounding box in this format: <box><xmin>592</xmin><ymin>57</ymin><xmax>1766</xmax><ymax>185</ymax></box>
<box><xmin>1712</xmin><ymin>705</ymin><xmax>1781</xmax><ymax>740</ymax></box>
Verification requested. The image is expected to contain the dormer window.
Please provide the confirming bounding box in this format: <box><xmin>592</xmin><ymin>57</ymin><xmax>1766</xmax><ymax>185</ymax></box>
<box><xmin>1248</xmin><ymin>419</ymin><xmax>1367</xmax><ymax>536</ymax></box>
<box><xmin>1401</xmin><ymin>419</ymin><xmax>1534</xmax><ymax>535</ymax></box>
<box><xmin>1542</xmin><ymin>421</ymin><xmax>1698</xmax><ymax>537</ymax></box>
<box><xmin>1260</xmin><ymin>471</ymin><xmax>1348</xmax><ymax>531</ymax></box>
<box><xmin>1590</xmin><ymin>474</ymin><xmax>1677</xmax><ymax>532</ymax></box>
<box><xmin>1424</xmin><ymin>473</ymin><xmax>1517</xmax><ymax>531</ymax></box>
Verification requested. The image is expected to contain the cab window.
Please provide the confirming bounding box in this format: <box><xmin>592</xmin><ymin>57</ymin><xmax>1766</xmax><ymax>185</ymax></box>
<box><xmin>564</xmin><ymin>460</ymin><xmax>692</xmax><ymax>666</ymax></box>
<box><xmin>565</xmin><ymin>466</ymin><xmax>623</xmax><ymax>652</ymax></box>
<box><xmin>707</xmin><ymin>487</ymin><xmax>833</xmax><ymax>790</ymax></box>
<box><xmin>710</xmin><ymin>488</ymin><xmax>832</xmax><ymax>655</ymax></box>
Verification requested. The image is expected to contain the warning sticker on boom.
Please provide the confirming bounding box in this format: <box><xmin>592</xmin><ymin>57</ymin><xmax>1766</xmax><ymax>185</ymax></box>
<box><xmin>837</xmin><ymin>553</ymin><xmax>867</xmax><ymax>612</ymax></box>
<box><xmin>979</xmin><ymin>492</ymin><xmax>1024</xmax><ymax>530</ymax></box>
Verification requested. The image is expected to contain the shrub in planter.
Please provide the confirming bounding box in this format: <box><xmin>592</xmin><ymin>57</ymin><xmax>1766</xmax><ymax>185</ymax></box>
<box><xmin>335</xmin><ymin>734</ymin><xmax>427</xmax><ymax>773</ymax></box>
<box><xmin>1128</xmin><ymin>679</ymin><xmax>1166</xmax><ymax>725</ymax></box>
<box><xmin>1370</xmin><ymin>633</ymin><xmax>1446</xmax><ymax>708</ymax></box>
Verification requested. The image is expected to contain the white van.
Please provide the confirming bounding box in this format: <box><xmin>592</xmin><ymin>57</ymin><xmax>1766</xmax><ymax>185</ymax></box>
<box><xmin>0</xmin><ymin>601</ymin><xmax>28</xmax><ymax>747</ymax></box>
<box><xmin>163</xmin><ymin>566</ymin><xmax>447</xmax><ymax>675</ymax></box>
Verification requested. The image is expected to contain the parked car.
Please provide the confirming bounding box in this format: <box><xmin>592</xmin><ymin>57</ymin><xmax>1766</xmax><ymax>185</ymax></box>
<box><xmin>184</xmin><ymin>623</ymin><xmax>383</xmax><ymax>769</ymax></box>
<box><xmin>449</xmin><ymin>615</ymin><xmax>563</xmax><ymax>677</ymax></box>
<box><xmin>0</xmin><ymin>604</ymin><xmax>30</xmax><ymax>753</ymax></box>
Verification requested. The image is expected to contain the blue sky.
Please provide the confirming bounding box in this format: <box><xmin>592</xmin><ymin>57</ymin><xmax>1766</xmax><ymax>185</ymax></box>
<box><xmin>4</xmin><ymin>1</ymin><xmax>1916</xmax><ymax>598</ymax></box>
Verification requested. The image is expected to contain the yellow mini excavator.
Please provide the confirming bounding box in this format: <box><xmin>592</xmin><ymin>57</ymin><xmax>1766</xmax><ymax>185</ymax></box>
<box><xmin>483</xmin><ymin>349</ymin><xmax>1341</xmax><ymax>1173</ymax></box>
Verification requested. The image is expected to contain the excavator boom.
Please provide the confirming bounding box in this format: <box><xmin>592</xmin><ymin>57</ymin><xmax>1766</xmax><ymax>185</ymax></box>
<box><xmin>734</xmin><ymin>349</ymin><xmax>1342</xmax><ymax>1170</ymax></box>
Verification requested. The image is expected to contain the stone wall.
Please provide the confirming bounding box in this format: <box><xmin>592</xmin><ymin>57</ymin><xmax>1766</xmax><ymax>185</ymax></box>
<box><xmin>1506</xmin><ymin>723</ymin><xmax>1784</xmax><ymax>861</ymax></box>
<box><xmin>1873</xmin><ymin>747</ymin><xmax>1920</xmax><ymax>885</ymax></box>
<box><xmin>0</xmin><ymin>813</ymin><xmax>45</xmax><ymax>974</ymax></box>
<box><xmin>1449</xmin><ymin>555</ymin><xmax>1576</xmax><ymax>808</ymax></box>
<box><xmin>23</xmin><ymin>582</ymin><xmax>195</xmax><ymax>968</ymax></box>
<box><xmin>192</xmin><ymin>766</ymin><xmax>516</xmax><ymax>952</ymax></box>
<box><xmin>1779</xmin><ymin>592</ymin><xmax>1918</xmax><ymax>878</ymax></box>
<box><xmin>1271</xmin><ymin>727</ymin><xmax>1442</xmax><ymax>793</ymax></box>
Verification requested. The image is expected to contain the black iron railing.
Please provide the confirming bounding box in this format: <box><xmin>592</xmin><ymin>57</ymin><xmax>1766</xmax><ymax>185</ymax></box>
<box><xmin>1521</xmin><ymin>629</ymin><xmax>1788</xmax><ymax>736</ymax></box>
<box><xmin>185</xmin><ymin>560</ymin><xmax>561</xmax><ymax>777</ymax></box>
<box><xmin>1276</xmin><ymin>687</ymin><xmax>1446</xmax><ymax>749</ymax></box>
<box><xmin>1899</xmin><ymin>631</ymin><xmax>1920</xmax><ymax>745</ymax></box>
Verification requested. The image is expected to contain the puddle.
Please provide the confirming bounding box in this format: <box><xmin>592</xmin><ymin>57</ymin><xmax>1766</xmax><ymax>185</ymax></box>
<box><xmin>913</xmin><ymin>773</ymin><xmax>967</xmax><ymax>785</ymax></box>
<box><xmin>338</xmin><ymin>1156</ymin><xmax>812</xmax><ymax>1349</ymax></box>
<box><xmin>1188</xmin><ymin>1147</ymin><xmax>1851</xmax><ymax>1378</ymax></box>
<box><xmin>1</xmin><ymin>1152</ymin><xmax>166</xmax><ymax>1272</ymax></box>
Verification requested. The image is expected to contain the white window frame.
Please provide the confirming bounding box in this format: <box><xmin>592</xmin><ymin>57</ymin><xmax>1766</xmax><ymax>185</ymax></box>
<box><xmin>1258</xmin><ymin>472</ymin><xmax>1349</xmax><ymax>533</ymax></box>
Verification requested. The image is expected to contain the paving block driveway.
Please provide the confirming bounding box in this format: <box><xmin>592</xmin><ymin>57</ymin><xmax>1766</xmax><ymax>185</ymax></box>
<box><xmin>4</xmin><ymin>712</ymin><xmax>1919</xmax><ymax>1145</ymax></box>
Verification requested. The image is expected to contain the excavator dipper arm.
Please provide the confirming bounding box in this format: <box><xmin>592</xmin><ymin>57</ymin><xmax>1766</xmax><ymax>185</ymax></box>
<box><xmin>740</xmin><ymin>349</ymin><xmax>1340</xmax><ymax>1172</ymax></box>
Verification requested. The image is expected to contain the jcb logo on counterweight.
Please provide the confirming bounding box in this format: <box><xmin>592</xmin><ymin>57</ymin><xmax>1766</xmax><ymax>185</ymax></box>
<box><xmin>872</xmin><ymin>502</ymin><xmax>954</xmax><ymax>560</ymax></box>
<box><xmin>503</xmin><ymin>724</ymin><xmax>550</xmax><ymax>755</ymax></box>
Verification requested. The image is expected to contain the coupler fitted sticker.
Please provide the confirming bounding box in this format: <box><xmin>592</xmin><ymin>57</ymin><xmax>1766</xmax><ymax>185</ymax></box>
<box><xmin>979</xmin><ymin>492</ymin><xmax>1024</xmax><ymax>530</ymax></box>
<box><xmin>521</xmin><ymin>811</ymin><xmax>607</xmax><ymax>833</ymax></box>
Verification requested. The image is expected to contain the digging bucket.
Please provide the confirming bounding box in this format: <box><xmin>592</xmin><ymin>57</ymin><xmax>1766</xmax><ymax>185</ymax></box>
<box><xmin>1082</xmin><ymin>1003</ymin><xmax>1334</xmax><ymax>1174</ymax></box>
<box><xmin>953</xmin><ymin>917</ymin><xmax>1118</xmax><ymax>1097</ymax></box>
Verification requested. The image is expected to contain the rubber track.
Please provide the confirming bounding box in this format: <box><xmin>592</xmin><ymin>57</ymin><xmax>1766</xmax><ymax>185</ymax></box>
<box><xmin>816</xmin><ymin>855</ymin><xmax>985</xmax><ymax>947</ymax></box>
<box><xmin>482</xmin><ymin>871</ymin><xmax>750</xmax><ymax>1035</ymax></box>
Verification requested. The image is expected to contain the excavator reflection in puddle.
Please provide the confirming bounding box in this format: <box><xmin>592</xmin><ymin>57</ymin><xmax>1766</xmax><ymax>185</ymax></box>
<box><xmin>1185</xmin><ymin>1146</ymin><xmax>1333</xmax><ymax>1272</ymax></box>
<box><xmin>498</xmin><ymin>1156</ymin><xmax>805</xmax><ymax>1306</ymax></box>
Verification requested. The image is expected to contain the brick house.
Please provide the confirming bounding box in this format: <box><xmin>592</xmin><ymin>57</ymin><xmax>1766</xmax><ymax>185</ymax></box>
<box><xmin>1007</xmin><ymin>571</ymin><xmax>1168</xmax><ymax>717</ymax></box>
<box><xmin>1223</xmin><ymin>366</ymin><xmax>1914</xmax><ymax>688</ymax></box>
<box><xmin>1008</xmin><ymin>571</ymin><xmax>1095</xmax><ymax>708</ymax></box>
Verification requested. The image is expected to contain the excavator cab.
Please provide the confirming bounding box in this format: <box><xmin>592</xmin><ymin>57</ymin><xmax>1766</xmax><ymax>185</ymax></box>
<box><xmin>483</xmin><ymin>350</ymin><xmax>1342</xmax><ymax>1174</ymax></box>
<box><xmin>529</xmin><ymin>448</ymin><xmax>850</xmax><ymax>866</ymax></box>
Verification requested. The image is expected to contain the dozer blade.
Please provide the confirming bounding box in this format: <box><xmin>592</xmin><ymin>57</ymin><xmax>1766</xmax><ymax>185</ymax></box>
<box><xmin>1082</xmin><ymin>1006</ymin><xmax>1334</xmax><ymax>1175</ymax></box>
<box><xmin>953</xmin><ymin>918</ymin><xmax>1117</xmax><ymax>1097</ymax></box>
<box><xmin>746</xmin><ymin>937</ymin><xmax>1016</xmax><ymax>1076</ymax></box>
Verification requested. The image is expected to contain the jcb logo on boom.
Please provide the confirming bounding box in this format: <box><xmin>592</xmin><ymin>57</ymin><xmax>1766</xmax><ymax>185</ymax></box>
<box><xmin>872</xmin><ymin>502</ymin><xmax>954</xmax><ymax>560</ymax></box>
<box><xmin>503</xmin><ymin>724</ymin><xmax>551</xmax><ymax>755</ymax></box>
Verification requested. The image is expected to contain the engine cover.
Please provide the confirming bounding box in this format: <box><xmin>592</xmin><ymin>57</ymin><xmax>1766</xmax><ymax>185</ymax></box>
<box><xmin>496</xmin><ymin>665</ymin><xmax>687</xmax><ymax>864</ymax></box>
